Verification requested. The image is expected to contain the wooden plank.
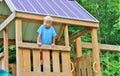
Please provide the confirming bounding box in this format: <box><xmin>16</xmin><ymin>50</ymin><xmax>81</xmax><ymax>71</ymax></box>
<box><xmin>85</xmin><ymin>54</ymin><xmax>92</xmax><ymax>76</ymax></box>
<box><xmin>16</xmin><ymin>11</ymin><xmax>99</xmax><ymax>27</ymax></box>
<box><xmin>43</xmin><ymin>50</ymin><xmax>50</xmax><ymax>72</ymax></box>
<box><xmin>58</xmin><ymin>28</ymin><xmax>91</xmax><ymax>45</ymax></box>
<box><xmin>76</xmin><ymin>59</ymin><xmax>81</xmax><ymax>76</ymax></box>
<box><xmin>15</xmin><ymin>19</ymin><xmax>23</xmax><ymax>76</ymax></box>
<box><xmin>20</xmin><ymin>72</ymin><xmax>72</xmax><ymax>76</ymax></box>
<box><xmin>22</xmin><ymin>48</ymin><xmax>31</xmax><ymax>72</ymax></box>
<box><xmin>70</xmin><ymin>28</ymin><xmax>91</xmax><ymax>41</ymax></box>
<box><xmin>0</xmin><ymin>39</ymin><xmax>16</xmax><ymax>45</ymax></box>
<box><xmin>62</xmin><ymin>24</ymin><xmax>71</xmax><ymax>73</ymax></box>
<box><xmin>75</xmin><ymin>38</ymin><xmax>82</xmax><ymax>57</ymax></box>
<box><xmin>3</xmin><ymin>26</ymin><xmax>8</xmax><ymax>71</ymax></box>
<box><xmin>0</xmin><ymin>11</ymin><xmax>15</xmax><ymax>32</ymax></box>
<box><xmin>81</xmin><ymin>56</ymin><xmax>86</xmax><ymax>76</ymax></box>
<box><xmin>1</xmin><ymin>38</ymin><xmax>119</xmax><ymax>52</ymax></box>
<box><xmin>0</xmin><ymin>15</ymin><xmax>7</xmax><ymax>19</ymax></box>
<box><xmin>91</xmin><ymin>28</ymin><xmax>101</xmax><ymax>76</ymax></box>
<box><xmin>72</xmin><ymin>42</ymin><xmax>77</xmax><ymax>76</ymax></box>
<box><xmin>64</xmin><ymin>25</ymin><xmax>69</xmax><ymax>46</ymax></box>
<box><xmin>5</xmin><ymin>0</ymin><xmax>15</xmax><ymax>12</ymax></box>
<box><xmin>15</xmin><ymin>19</ymin><xmax>22</xmax><ymax>43</ymax></box>
<box><xmin>57</xmin><ymin>25</ymin><xmax>65</xmax><ymax>41</ymax></box>
<box><xmin>74</xmin><ymin>37</ymin><xmax>82</xmax><ymax>76</ymax></box>
<box><xmin>18</xmin><ymin>42</ymin><xmax>70</xmax><ymax>51</ymax></box>
<box><xmin>0</xmin><ymin>56</ymin><xmax>4</xmax><ymax>69</ymax></box>
<box><xmin>17</xmin><ymin>48</ymin><xmax>24</xmax><ymax>73</ymax></box>
<box><xmin>82</xmin><ymin>42</ymin><xmax>120</xmax><ymax>52</ymax></box>
<box><xmin>62</xmin><ymin>51</ymin><xmax>71</xmax><ymax>72</ymax></box>
<box><xmin>78</xmin><ymin>57</ymin><xmax>82</xmax><ymax>76</ymax></box>
<box><xmin>33</xmin><ymin>49</ymin><xmax>41</xmax><ymax>72</ymax></box>
<box><xmin>52</xmin><ymin>51</ymin><xmax>60</xmax><ymax>72</ymax></box>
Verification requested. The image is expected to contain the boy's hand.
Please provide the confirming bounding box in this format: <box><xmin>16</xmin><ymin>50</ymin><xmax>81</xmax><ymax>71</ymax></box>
<box><xmin>37</xmin><ymin>42</ymin><xmax>42</xmax><ymax>46</ymax></box>
<box><xmin>51</xmin><ymin>43</ymin><xmax>55</xmax><ymax>47</ymax></box>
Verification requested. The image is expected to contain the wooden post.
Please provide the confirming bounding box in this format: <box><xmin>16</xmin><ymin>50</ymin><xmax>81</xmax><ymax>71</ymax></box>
<box><xmin>91</xmin><ymin>28</ymin><xmax>101</xmax><ymax>76</ymax></box>
<box><xmin>62</xmin><ymin>24</ymin><xmax>71</xmax><ymax>72</ymax></box>
<box><xmin>15</xmin><ymin>19</ymin><xmax>23</xmax><ymax>76</ymax></box>
<box><xmin>75</xmin><ymin>37</ymin><xmax>82</xmax><ymax>57</ymax></box>
<box><xmin>73</xmin><ymin>37</ymin><xmax>82</xmax><ymax>76</ymax></box>
<box><xmin>64</xmin><ymin>25</ymin><xmax>69</xmax><ymax>46</ymax></box>
<box><xmin>3</xmin><ymin>26</ymin><xmax>9</xmax><ymax>71</ymax></box>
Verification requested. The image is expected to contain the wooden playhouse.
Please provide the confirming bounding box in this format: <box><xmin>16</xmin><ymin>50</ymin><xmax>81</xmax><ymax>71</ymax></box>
<box><xmin>0</xmin><ymin>0</ymin><xmax>101</xmax><ymax>76</ymax></box>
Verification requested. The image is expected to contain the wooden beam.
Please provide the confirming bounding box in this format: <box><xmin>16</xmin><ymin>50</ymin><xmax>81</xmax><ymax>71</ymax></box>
<box><xmin>0</xmin><ymin>11</ymin><xmax>15</xmax><ymax>32</ymax></box>
<box><xmin>16</xmin><ymin>11</ymin><xmax>99</xmax><ymax>27</ymax></box>
<box><xmin>20</xmin><ymin>72</ymin><xmax>72</xmax><ymax>76</ymax></box>
<box><xmin>69</xmin><ymin>28</ymin><xmax>91</xmax><ymax>41</ymax></box>
<box><xmin>91</xmin><ymin>28</ymin><xmax>101</xmax><ymax>76</ymax></box>
<box><xmin>58</xmin><ymin>28</ymin><xmax>91</xmax><ymax>44</ymax></box>
<box><xmin>82</xmin><ymin>42</ymin><xmax>120</xmax><ymax>52</ymax></box>
<box><xmin>0</xmin><ymin>39</ymin><xmax>119</xmax><ymax>52</ymax></box>
<box><xmin>0</xmin><ymin>39</ymin><xmax>15</xmax><ymax>45</ymax></box>
<box><xmin>0</xmin><ymin>52</ymin><xmax>4</xmax><ymax>69</ymax></box>
<box><xmin>64</xmin><ymin>25</ymin><xmax>69</xmax><ymax>46</ymax></box>
<box><xmin>18</xmin><ymin>43</ymin><xmax>70</xmax><ymax>51</ymax></box>
<box><xmin>57</xmin><ymin>24</ymin><xmax>65</xmax><ymax>41</ymax></box>
<box><xmin>0</xmin><ymin>15</ymin><xmax>8</xmax><ymax>19</ymax></box>
<box><xmin>72</xmin><ymin>37</ymin><xmax>82</xmax><ymax>76</ymax></box>
<box><xmin>3</xmin><ymin>26</ymin><xmax>9</xmax><ymax>71</ymax></box>
<box><xmin>5</xmin><ymin>0</ymin><xmax>15</xmax><ymax>12</ymax></box>
<box><xmin>15</xmin><ymin>19</ymin><xmax>23</xmax><ymax>76</ymax></box>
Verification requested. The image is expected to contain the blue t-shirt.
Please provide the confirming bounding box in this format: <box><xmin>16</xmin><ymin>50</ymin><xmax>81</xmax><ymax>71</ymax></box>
<box><xmin>37</xmin><ymin>25</ymin><xmax>57</xmax><ymax>44</ymax></box>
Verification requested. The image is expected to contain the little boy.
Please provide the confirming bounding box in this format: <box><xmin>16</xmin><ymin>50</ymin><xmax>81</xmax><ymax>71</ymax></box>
<box><xmin>37</xmin><ymin>16</ymin><xmax>57</xmax><ymax>71</ymax></box>
<box><xmin>37</xmin><ymin>16</ymin><xmax>57</xmax><ymax>46</ymax></box>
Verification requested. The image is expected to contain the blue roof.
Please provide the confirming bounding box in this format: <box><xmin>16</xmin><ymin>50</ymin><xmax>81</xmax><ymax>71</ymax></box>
<box><xmin>9</xmin><ymin>0</ymin><xmax>98</xmax><ymax>22</ymax></box>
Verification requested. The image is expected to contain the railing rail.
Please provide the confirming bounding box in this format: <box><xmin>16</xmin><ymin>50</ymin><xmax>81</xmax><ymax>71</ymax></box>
<box><xmin>18</xmin><ymin>42</ymin><xmax>70</xmax><ymax>51</ymax></box>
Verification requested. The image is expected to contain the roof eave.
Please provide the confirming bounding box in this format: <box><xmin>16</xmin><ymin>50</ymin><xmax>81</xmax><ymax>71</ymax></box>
<box><xmin>75</xmin><ymin>0</ymin><xmax>99</xmax><ymax>22</ymax></box>
<box><xmin>15</xmin><ymin>10</ymin><xmax>99</xmax><ymax>27</ymax></box>
<box><xmin>5</xmin><ymin>0</ymin><xmax>16</xmax><ymax>12</ymax></box>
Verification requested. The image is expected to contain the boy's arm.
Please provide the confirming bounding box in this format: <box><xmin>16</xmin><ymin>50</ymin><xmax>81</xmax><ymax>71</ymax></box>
<box><xmin>51</xmin><ymin>36</ymin><xmax>56</xmax><ymax>47</ymax></box>
<box><xmin>37</xmin><ymin>34</ymin><xmax>42</xmax><ymax>46</ymax></box>
<box><xmin>52</xmin><ymin>36</ymin><xmax>56</xmax><ymax>44</ymax></box>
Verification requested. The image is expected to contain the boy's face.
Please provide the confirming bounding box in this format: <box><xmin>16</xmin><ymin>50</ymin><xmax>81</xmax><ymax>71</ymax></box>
<box><xmin>44</xmin><ymin>20</ymin><xmax>52</xmax><ymax>27</ymax></box>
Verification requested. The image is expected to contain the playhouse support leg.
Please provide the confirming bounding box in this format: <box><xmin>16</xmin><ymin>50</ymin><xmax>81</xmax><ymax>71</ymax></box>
<box><xmin>15</xmin><ymin>19</ymin><xmax>23</xmax><ymax>76</ymax></box>
<box><xmin>3</xmin><ymin>26</ymin><xmax>9</xmax><ymax>71</ymax></box>
<box><xmin>76</xmin><ymin>37</ymin><xmax>82</xmax><ymax>76</ymax></box>
<box><xmin>91</xmin><ymin>28</ymin><xmax>101</xmax><ymax>76</ymax></box>
<box><xmin>62</xmin><ymin>24</ymin><xmax>71</xmax><ymax>72</ymax></box>
<box><xmin>73</xmin><ymin>37</ymin><xmax>82</xmax><ymax>76</ymax></box>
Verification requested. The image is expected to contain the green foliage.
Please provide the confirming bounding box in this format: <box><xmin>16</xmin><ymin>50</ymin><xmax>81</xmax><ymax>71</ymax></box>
<box><xmin>100</xmin><ymin>52</ymin><xmax>120</xmax><ymax>76</ymax></box>
<box><xmin>9</xmin><ymin>45</ymin><xmax>16</xmax><ymax>64</ymax></box>
<box><xmin>76</xmin><ymin>0</ymin><xmax>120</xmax><ymax>75</ymax></box>
<box><xmin>0</xmin><ymin>44</ymin><xmax>3</xmax><ymax>53</ymax></box>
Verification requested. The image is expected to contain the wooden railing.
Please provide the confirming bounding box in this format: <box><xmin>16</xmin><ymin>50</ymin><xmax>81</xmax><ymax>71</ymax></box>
<box><xmin>16</xmin><ymin>43</ymin><xmax>72</xmax><ymax>76</ymax></box>
<box><xmin>74</xmin><ymin>53</ymin><xmax>94</xmax><ymax>76</ymax></box>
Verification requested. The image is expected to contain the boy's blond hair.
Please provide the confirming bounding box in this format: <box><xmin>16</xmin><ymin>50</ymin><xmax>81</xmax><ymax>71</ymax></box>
<box><xmin>44</xmin><ymin>16</ymin><xmax>53</xmax><ymax>22</ymax></box>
